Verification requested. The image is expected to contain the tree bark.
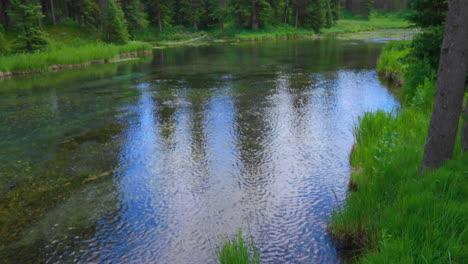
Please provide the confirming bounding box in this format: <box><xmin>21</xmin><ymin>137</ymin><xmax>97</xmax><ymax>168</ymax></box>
<box><xmin>422</xmin><ymin>0</ymin><xmax>468</xmax><ymax>169</ymax></box>
<box><xmin>251</xmin><ymin>0</ymin><xmax>258</xmax><ymax>30</ymax></box>
<box><xmin>50</xmin><ymin>0</ymin><xmax>56</xmax><ymax>26</ymax></box>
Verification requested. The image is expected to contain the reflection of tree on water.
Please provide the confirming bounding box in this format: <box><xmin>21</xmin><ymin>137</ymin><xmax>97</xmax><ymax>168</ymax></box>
<box><xmin>230</xmin><ymin>72</ymin><xmax>277</xmax><ymax>225</ymax></box>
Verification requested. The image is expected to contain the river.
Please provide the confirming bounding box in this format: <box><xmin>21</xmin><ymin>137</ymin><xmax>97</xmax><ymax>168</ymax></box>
<box><xmin>0</xmin><ymin>36</ymin><xmax>399</xmax><ymax>263</ymax></box>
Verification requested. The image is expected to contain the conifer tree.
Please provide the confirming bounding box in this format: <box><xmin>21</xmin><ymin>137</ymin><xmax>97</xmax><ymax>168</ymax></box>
<box><xmin>8</xmin><ymin>0</ymin><xmax>49</xmax><ymax>52</ymax></box>
<box><xmin>102</xmin><ymin>0</ymin><xmax>130</xmax><ymax>43</ymax></box>
<box><xmin>120</xmin><ymin>0</ymin><xmax>148</xmax><ymax>36</ymax></box>
<box><xmin>146</xmin><ymin>0</ymin><xmax>173</xmax><ymax>31</ymax></box>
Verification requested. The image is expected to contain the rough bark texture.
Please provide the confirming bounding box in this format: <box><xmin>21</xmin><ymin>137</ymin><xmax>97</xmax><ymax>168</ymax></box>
<box><xmin>422</xmin><ymin>0</ymin><xmax>468</xmax><ymax>169</ymax></box>
<box><xmin>462</xmin><ymin>100</ymin><xmax>468</xmax><ymax>151</ymax></box>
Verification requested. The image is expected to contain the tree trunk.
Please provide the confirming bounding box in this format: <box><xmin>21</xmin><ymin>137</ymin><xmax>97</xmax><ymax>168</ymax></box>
<box><xmin>193</xmin><ymin>20</ymin><xmax>198</xmax><ymax>32</ymax></box>
<box><xmin>251</xmin><ymin>0</ymin><xmax>258</xmax><ymax>30</ymax></box>
<box><xmin>283</xmin><ymin>0</ymin><xmax>289</xmax><ymax>24</ymax></box>
<box><xmin>462</xmin><ymin>100</ymin><xmax>468</xmax><ymax>151</ymax></box>
<box><xmin>220</xmin><ymin>0</ymin><xmax>225</xmax><ymax>30</ymax></box>
<box><xmin>295</xmin><ymin>8</ymin><xmax>298</xmax><ymax>28</ymax></box>
<box><xmin>50</xmin><ymin>0</ymin><xmax>56</xmax><ymax>26</ymax></box>
<box><xmin>1</xmin><ymin>0</ymin><xmax>10</xmax><ymax>27</ymax></box>
<box><xmin>422</xmin><ymin>0</ymin><xmax>468</xmax><ymax>169</ymax></box>
<box><xmin>157</xmin><ymin>10</ymin><xmax>162</xmax><ymax>31</ymax></box>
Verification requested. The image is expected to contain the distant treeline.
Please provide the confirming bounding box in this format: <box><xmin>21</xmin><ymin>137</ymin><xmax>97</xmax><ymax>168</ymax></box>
<box><xmin>0</xmin><ymin>0</ymin><xmax>409</xmax><ymax>49</ymax></box>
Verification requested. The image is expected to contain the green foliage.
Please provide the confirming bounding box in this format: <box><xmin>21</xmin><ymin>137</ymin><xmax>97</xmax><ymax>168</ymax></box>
<box><xmin>409</xmin><ymin>25</ymin><xmax>444</xmax><ymax>69</ymax></box>
<box><xmin>121</xmin><ymin>0</ymin><xmax>149</xmax><ymax>37</ymax></box>
<box><xmin>76</xmin><ymin>0</ymin><xmax>102</xmax><ymax>30</ymax></box>
<box><xmin>376</xmin><ymin>40</ymin><xmax>410</xmax><ymax>85</ymax></box>
<box><xmin>330</xmin><ymin>107</ymin><xmax>467</xmax><ymax>264</ymax></box>
<box><xmin>102</xmin><ymin>0</ymin><xmax>130</xmax><ymax>44</ymax></box>
<box><xmin>0</xmin><ymin>26</ymin><xmax>9</xmax><ymax>55</ymax></box>
<box><xmin>13</xmin><ymin>27</ymin><xmax>50</xmax><ymax>53</ymax></box>
<box><xmin>330</xmin><ymin>0</ymin><xmax>342</xmax><ymax>21</ymax></box>
<box><xmin>0</xmin><ymin>41</ymin><xmax>151</xmax><ymax>72</ymax></box>
<box><xmin>8</xmin><ymin>0</ymin><xmax>50</xmax><ymax>53</ymax></box>
<box><xmin>360</xmin><ymin>0</ymin><xmax>374</xmax><ymax>20</ymax></box>
<box><xmin>218</xmin><ymin>230</ymin><xmax>260</xmax><ymax>264</ymax></box>
<box><xmin>407</xmin><ymin>0</ymin><xmax>448</xmax><ymax>28</ymax></box>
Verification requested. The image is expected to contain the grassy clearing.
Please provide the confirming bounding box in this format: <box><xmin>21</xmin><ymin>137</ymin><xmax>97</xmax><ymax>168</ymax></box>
<box><xmin>218</xmin><ymin>230</ymin><xmax>260</xmax><ymax>264</ymax></box>
<box><xmin>0</xmin><ymin>41</ymin><xmax>151</xmax><ymax>73</ymax></box>
<box><xmin>329</xmin><ymin>40</ymin><xmax>468</xmax><ymax>263</ymax></box>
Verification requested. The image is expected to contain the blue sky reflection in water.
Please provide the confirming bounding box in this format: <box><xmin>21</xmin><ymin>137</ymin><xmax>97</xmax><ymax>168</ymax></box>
<box><xmin>0</xmin><ymin>38</ymin><xmax>398</xmax><ymax>263</ymax></box>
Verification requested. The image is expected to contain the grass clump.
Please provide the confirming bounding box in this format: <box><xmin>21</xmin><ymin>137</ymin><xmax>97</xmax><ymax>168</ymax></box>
<box><xmin>218</xmin><ymin>230</ymin><xmax>260</xmax><ymax>264</ymax></box>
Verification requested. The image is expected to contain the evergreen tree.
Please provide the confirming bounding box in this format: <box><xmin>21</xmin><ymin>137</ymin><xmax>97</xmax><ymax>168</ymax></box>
<box><xmin>102</xmin><ymin>0</ymin><xmax>130</xmax><ymax>43</ymax></box>
<box><xmin>8</xmin><ymin>0</ymin><xmax>49</xmax><ymax>52</ymax></box>
<box><xmin>408</xmin><ymin>0</ymin><xmax>448</xmax><ymax>69</ymax></box>
<box><xmin>120</xmin><ymin>0</ymin><xmax>148</xmax><ymax>36</ymax></box>
<box><xmin>145</xmin><ymin>0</ymin><xmax>173</xmax><ymax>31</ymax></box>
<box><xmin>324</xmin><ymin>0</ymin><xmax>332</xmax><ymax>28</ymax></box>
<box><xmin>330</xmin><ymin>0</ymin><xmax>341</xmax><ymax>21</ymax></box>
<box><xmin>0</xmin><ymin>25</ymin><xmax>8</xmax><ymax>55</ymax></box>
<box><xmin>76</xmin><ymin>0</ymin><xmax>101</xmax><ymax>29</ymax></box>
<box><xmin>303</xmin><ymin>0</ymin><xmax>326</xmax><ymax>32</ymax></box>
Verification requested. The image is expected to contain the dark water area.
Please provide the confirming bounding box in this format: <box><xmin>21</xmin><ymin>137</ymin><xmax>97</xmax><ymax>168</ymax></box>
<box><xmin>0</xmin><ymin>38</ymin><xmax>398</xmax><ymax>263</ymax></box>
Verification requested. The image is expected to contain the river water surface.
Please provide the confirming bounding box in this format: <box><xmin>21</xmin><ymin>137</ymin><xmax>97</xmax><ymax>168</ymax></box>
<box><xmin>0</xmin><ymin>37</ymin><xmax>399</xmax><ymax>263</ymax></box>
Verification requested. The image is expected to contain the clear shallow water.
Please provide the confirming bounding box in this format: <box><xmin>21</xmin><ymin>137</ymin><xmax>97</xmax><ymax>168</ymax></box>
<box><xmin>0</xmin><ymin>38</ymin><xmax>398</xmax><ymax>263</ymax></box>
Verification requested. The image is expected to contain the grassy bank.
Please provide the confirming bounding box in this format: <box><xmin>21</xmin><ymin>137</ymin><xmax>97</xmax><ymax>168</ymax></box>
<box><xmin>0</xmin><ymin>41</ymin><xmax>151</xmax><ymax>74</ymax></box>
<box><xmin>153</xmin><ymin>14</ymin><xmax>410</xmax><ymax>45</ymax></box>
<box><xmin>329</xmin><ymin>41</ymin><xmax>467</xmax><ymax>263</ymax></box>
<box><xmin>0</xmin><ymin>13</ymin><xmax>409</xmax><ymax>75</ymax></box>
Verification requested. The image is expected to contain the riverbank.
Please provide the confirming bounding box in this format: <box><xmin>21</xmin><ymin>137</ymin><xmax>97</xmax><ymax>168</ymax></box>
<box><xmin>0</xmin><ymin>15</ymin><xmax>410</xmax><ymax>79</ymax></box>
<box><xmin>0</xmin><ymin>42</ymin><xmax>152</xmax><ymax>79</ymax></box>
<box><xmin>329</xmin><ymin>41</ymin><xmax>467</xmax><ymax>263</ymax></box>
<box><xmin>155</xmin><ymin>15</ymin><xmax>410</xmax><ymax>46</ymax></box>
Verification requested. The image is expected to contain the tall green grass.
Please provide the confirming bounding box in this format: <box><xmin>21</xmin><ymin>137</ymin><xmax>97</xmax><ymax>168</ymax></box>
<box><xmin>321</xmin><ymin>16</ymin><xmax>410</xmax><ymax>35</ymax></box>
<box><xmin>0</xmin><ymin>41</ymin><xmax>152</xmax><ymax>72</ymax></box>
<box><xmin>153</xmin><ymin>13</ymin><xmax>411</xmax><ymax>44</ymax></box>
<box><xmin>376</xmin><ymin>40</ymin><xmax>410</xmax><ymax>85</ymax></box>
<box><xmin>218</xmin><ymin>230</ymin><xmax>260</xmax><ymax>264</ymax></box>
<box><xmin>329</xmin><ymin>40</ymin><xmax>468</xmax><ymax>263</ymax></box>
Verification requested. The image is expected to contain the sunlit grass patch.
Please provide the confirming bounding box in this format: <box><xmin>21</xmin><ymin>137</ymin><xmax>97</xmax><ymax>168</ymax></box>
<box><xmin>329</xmin><ymin>79</ymin><xmax>467</xmax><ymax>263</ymax></box>
<box><xmin>0</xmin><ymin>41</ymin><xmax>152</xmax><ymax>73</ymax></box>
